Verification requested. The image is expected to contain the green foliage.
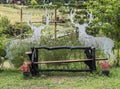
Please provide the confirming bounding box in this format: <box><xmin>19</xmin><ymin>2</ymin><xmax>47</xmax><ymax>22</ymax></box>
<box><xmin>0</xmin><ymin>16</ymin><xmax>10</xmax><ymax>27</ymax></box>
<box><xmin>6</xmin><ymin>41</ymin><xmax>34</xmax><ymax>68</ymax></box>
<box><xmin>38</xmin><ymin>32</ymin><xmax>84</xmax><ymax>62</ymax></box>
<box><xmin>0</xmin><ymin>48</ymin><xmax>6</xmax><ymax>64</ymax></box>
<box><xmin>0</xmin><ymin>16</ymin><xmax>10</xmax><ymax>49</ymax></box>
<box><xmin>13</xmin><ymin>23</ymin><xmax>31</xmax><ymax>36</ymax></box>
<box><xmin>59</xmin><ymin>6</ymin><xmax>70</xmax><ymax>14</ymax></box>
<box><xmin>0</xmin><ymin>20</ymin><xmax>31</xmax><ymax>68</ymax></box>
<box><xmin>0</xmin><ymin>48</ymin><xmax>6</xmax><ymax>57</ymax></box>
<box><xmin>12</xmin><ymin>55</ymin><xmax>25</xmax><ymax>68</ymax></box>
<box><xmin>0</xmin><ymin>16</ymin><xmax>10</xmax><ymax>34</ymax></box>
<box><xmin>27</xmin><ymin>4</ymin><xmax>57</xmax><ymax>9</ymax></box>
<box><xmin>86</xmin><ymin>0</ymin><xmax>120</xmax><ymax>40</ymax></box>
<box><xmin>0</xmin><ymin>57</ymin><xmax>2</xmax><ymax>64</ymax></box>
<box><xmin>0</xmin><ymin>35</ymin><xmax>7</xmax><ymax>49</ymax></box>
<box><xmin>30</xmin><ymin>0</ymin><xmax>38</xmax><ymax>5</ymax></box>
<box><xmin>116</xmin><ymin>6</ymin><xmax>120</xmax><ymax>26</ymax></box>
<box><xmin>25</xmin><ymin>0</ymin><xmax>31</xmax><ymax>5</ymax></box>
<box><xmin>3</xmin><ymin>23</ymin><xmax>31</xmax><ymax>37</ymax></box>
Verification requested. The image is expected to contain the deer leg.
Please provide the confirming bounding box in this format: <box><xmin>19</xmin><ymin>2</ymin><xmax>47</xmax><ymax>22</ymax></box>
<box><xmin>104</xmin><ymin>50</ymin><xmax>110</xmax><ymax>60</ymax></box>
<box><xmin>107</xmin><ymin>49</ymin><xmax>116</xmax><ymax>60</ymax></box>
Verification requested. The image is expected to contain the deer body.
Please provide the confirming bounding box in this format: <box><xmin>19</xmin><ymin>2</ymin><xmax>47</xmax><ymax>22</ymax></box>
<box><xmin>21</xmin><ymin>26</ymin><xmax>45</xmax><ymax>45</ymax></box>
<box><xmin>70</xmin><ymin>11</ymin><xmax>115</xmax><ymax>60</ymax></box>
<box><xmin>77</xmin><ymin>23</ymin><xmax>114</xmax><ymax>59</ymax></box>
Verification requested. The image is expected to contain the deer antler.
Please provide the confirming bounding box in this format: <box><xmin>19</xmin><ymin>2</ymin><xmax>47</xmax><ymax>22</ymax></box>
<box><xmin>87</xmin><ymin>11</ymin><xmax>93</xmax><ymax>24</ymax></box>
<box><xmin>26</xmin><ymin>8</ymin><xmax>50</xmax><ymax>31</ymax></box>
<box><xmin>70</xmin><ymin>10</ymin><xmax>82</xmax><ymax>29</ymax></box>
<box><xmin>70</xmin><ymin>10</ymin><xmax>75</xmax><ymax>24</ymax></box>
<box><xmin>26</xmin><ymin>13</ymin><xmax>34</xmax><ymax>29</ymax></box>
<box><xmin>45</xmin><ymin>9</ymin><xmax>50</xmax><ymax>26</ymax></box>
<box><xmin>26</xmin><ymin>13</ymin><xmax>31</xmax><ymax>26</ymax></box>
<box><xmin>43</xmin><ymin>0</ymin><xmax>46</xmax><ymax>5</ymax></box>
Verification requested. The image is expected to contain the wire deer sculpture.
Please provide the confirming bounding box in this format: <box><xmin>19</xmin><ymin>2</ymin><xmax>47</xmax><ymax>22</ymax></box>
<box><xmin>70</xmin><ymin>10</ymin><xmax>115</xmax><ymax>60</ymax></box>
<box><xmin>25</xmin><ymin>9</ymin><xmax>50</xmax><ymax>45</ymax></box>
<box><xmin>3</xmin><ymin>9</ymin><xmax>50</xmax><ymax>68</ymax></box>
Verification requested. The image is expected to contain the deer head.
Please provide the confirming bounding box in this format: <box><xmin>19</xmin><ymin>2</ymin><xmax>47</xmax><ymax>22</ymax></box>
<box><xmin>26</xmin><ymin>9</ymin><xmax>50</xmax><ymax>30</ymax></box>
<box><xmin>69</xmin><ymin>10</ymin><xmax>93</xmax><ymax>35</ymax></box>
<box><xmin>69</xmin><ymin>10</ymin><xmax>93</xmax><ymax>27</ymax></box>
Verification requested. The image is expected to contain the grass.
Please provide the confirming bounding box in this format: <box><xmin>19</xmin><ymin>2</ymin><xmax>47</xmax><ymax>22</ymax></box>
<box><xmin>0</xmin><ymin>4</ymin><xmax>47</xmax><ymax>24</ymax></box>
<box><xmin>0</xmin><ymin>67</ymin><xmax>120</xmax><ymax>89</ymax></box>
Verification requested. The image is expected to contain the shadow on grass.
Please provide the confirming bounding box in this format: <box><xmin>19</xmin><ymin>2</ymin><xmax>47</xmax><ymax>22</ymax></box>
<box><xmin>37</xmin><ymin>71</ymin><xmax>94</xmax><ymax>78</ymax></box>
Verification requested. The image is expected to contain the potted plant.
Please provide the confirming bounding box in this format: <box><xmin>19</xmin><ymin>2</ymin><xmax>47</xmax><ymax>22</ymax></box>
<box><xmin>20</xmin><ymin>61</ymin><xmax>31</xmax><ymax>77</ymax></box>
<box><xmin>100</xmin><ymin>61</ymin><xmax>111</xmax><ymax>76</ymax></box>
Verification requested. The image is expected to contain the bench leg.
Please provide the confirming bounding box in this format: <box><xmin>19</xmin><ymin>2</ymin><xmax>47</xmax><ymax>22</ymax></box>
<box><xmin>30</xmin><ymin>63</ymin><xmax>39</xmax><ymax>76</ymax></box>
<box><xmin>84</xmin><ymin>49</ymin><xmax>96</xmax><ymax>71</ymax></box>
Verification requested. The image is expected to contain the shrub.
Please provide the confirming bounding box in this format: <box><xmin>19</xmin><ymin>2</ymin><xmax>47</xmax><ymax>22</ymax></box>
<box><xmin>3</xmin><ymin>23</ymin><xmax>31</xmax><ymax>37</ymax></box>
<box><xmin>0</xmin><ymin>48</ymin><xmax>6</xmax><ymax>64</ymax></box>
<box><xmin>8</xmin><ymin>42</ymin><xmax>33</xmax><ymax>68</ymax></box>
<box><xmin>0</xmin><ymin>57</ymin><xmax>2</xmax><ymax>64</ymax></box>
<box><xmin>30</xmin><ymin>0</ymin><xmax>38</xmax><ymax>5</ymax></box>
<box><xmin>12</xmin><ymin>55</ymin><xmax>25</xmax><ymax>68</ymax></box>
<box><xmin>0</xmin><ymin>16</ymin><xmax>10</xmax><ymax>34</ymax></box>
<box><xmin>0</xmin><ymin>48</ymin><xmax>6</xmax><ymax>57</ymax></box>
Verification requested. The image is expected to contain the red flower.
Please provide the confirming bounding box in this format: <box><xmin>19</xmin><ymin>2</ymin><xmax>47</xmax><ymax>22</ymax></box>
<box><xmin>100</xmin><ymin>61</ymin><xmax>111</xmax><ymax>71</ymax></box>
<box><xmin>20</xmin><ymin>61</ymin><xmax>31</xmax><ymax>72</ymax></box>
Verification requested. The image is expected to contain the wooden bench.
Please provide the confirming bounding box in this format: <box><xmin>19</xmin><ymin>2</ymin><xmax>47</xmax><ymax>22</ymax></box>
<box><xmin>26</xmin><ymin>46</ymin><xmax>107</xmax><ymax>76</ymax></box>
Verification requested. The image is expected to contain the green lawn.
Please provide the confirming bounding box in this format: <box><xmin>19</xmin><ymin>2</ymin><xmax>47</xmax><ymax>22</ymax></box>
<box><xmin>0</xmin><ymin>67</ymin><xmax>120</xmax><ymax>89</ymax></box>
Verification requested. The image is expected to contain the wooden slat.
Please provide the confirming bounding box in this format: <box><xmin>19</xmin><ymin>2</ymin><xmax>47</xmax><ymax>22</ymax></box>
<box><xmin>33</xmin><ymin>46</ymin><xmax>92</xmax><ymax>50</ymax></box>
<box><xmin>25</xmin><ymin>51</ymin><xmax>32</xmax><ymax>54</ymax></box>
<box><xmin>33</xmin><ymin>58</ymin><xmax>108</xmax><ymax>64</ymax></box>
<box><xmin>33</xmin><ymin>59</ymin><xmax>93</xmax><ymax>64</ymax></box>
<box><xmin>96</xmin><ymin>58</ymin><xmax>108</xmax><ymax>61</ymax></box>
